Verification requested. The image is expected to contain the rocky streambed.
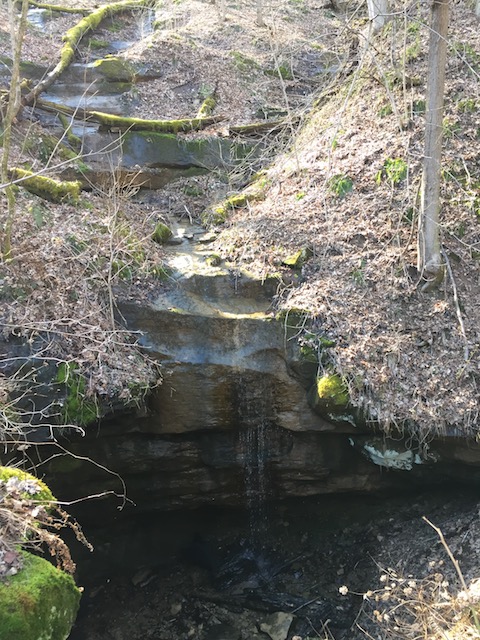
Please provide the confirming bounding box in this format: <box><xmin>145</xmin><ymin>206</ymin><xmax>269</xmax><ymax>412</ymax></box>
<box><xmin>67</xmin><ymin>488</ymin><xmax>480</xmax><ymax>640</ymax></box>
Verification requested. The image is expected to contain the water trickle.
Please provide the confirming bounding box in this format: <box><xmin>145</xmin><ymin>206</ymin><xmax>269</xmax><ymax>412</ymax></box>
<box><xmin>237</xmin><ymin>371</ymin><xmax>272</xmax><ymax>550</ymax></box>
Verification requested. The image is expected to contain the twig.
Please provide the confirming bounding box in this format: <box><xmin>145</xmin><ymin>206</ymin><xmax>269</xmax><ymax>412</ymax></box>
<box><xmin>423</xmin><ymin>516</ymin><xmax>480</xmax><ymax>630</ymax></box>
<box><xmin>441</xmin><ymin>248</ymin><xmax>469</xmax><ymax>361</ymax></box>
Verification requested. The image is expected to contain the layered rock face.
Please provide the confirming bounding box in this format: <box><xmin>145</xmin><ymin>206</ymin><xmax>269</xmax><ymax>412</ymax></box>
<box><xmin>39</xmin><ymin>230</ymin><xmax>480</xmax><ymax>514</ymax></box>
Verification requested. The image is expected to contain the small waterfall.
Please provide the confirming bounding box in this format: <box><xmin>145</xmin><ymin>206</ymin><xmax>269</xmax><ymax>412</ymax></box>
<box><xmin>237</xmin><ymin>371</ymin><xmax>271</xmax><ymax>550</ymax></box>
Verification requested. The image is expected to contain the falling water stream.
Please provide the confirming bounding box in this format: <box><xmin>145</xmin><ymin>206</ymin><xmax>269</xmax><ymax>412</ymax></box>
<box><xmin>237</xmin><ymin>373</ymin><xmax>270</xmax><ymax>550</ymax></box>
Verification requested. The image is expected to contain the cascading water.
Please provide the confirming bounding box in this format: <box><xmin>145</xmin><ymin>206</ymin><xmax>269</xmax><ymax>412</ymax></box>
<box><xmin>236</xmin><ymin>371</ymin><xmax>272</xmax><ymax>551</ymax></box>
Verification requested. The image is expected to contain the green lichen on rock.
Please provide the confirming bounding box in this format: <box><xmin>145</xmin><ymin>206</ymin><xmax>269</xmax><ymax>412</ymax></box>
<box><xmin>0</xmin><ymin>467</ymin><xmax>55</xmax><ymax>504</ymax></box>
<box><xmin>0</xmin><ymin>551</ymin><xmax>81</xmax><ymax>640</ymax></box>
<box><xmin>206</xmin><ymin>253</ymin><xmax>221</xmax><ymax>266</ymax></box>
<box><xmin>201</xmin><ymin>193</ymin><xmax>255</xmax><ymax>226</ymax></box>
<box><xmin>152</xmin><ymin>222</ymin><xmax>173</xmax><ymax>244</ymax></box>
<box><xmin>92</xmin><ymin>56</ymin><xmax>135</xmax><ymax>81</ymax></box>
<box><xmin>309</xmin><ymin>373</ymin><xmax>349</xmax><ymax>415</ymax></box>
<box><xmin>9</xmin><ymin>169</ymin><xmax>81</xmax><ymax>204</ymax></box>
<box><xmin>282</xmin><ymin>246</ymin><xmax>313</xmax><ymax>269</ymax></box>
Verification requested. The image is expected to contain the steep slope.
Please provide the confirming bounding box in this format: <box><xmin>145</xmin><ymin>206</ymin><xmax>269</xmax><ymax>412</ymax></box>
<box><xmin>212</xmin><ymin>1</ymin><xmax>480</xmax><ymax>437</ymax></box>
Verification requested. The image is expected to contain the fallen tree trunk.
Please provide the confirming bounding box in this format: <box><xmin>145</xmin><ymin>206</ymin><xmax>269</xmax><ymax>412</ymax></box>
<box><xmin>23</xmin><ymin>0</ymin><xmax>156</xmax><ymax>106</ymax></box>
<box><xmin>229</xmin><ymin>116</ymin><xmax>300</xmax><ymax>135</ymax></box>
<box><xmin>37</xmin><ymin>99</ymin><xmax>225</xmax><ymax>133</ymax></box>
<box><xmin>9</xmin><ymin>168</ymin><xmax>81</xmax><ymax>203</ymax></box>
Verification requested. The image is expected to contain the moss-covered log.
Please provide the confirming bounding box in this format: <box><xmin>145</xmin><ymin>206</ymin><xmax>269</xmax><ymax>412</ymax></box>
<box><xmin>28</xmin><ymin>0</ymin><xmax>89</xmax><ymax>14</ymax></box>
<box><xmin>37</xmin><ymin>99</ymin><xmax>225</xmax><ymax>133</ymax></box>
<box><xmin>196</xmin><ymin>96</ymin><xmax>216</xmax><ymax>118</ymax></box>
<box><xmin>9</xmin><ymin>168</ymin><xmax>81</xmax><ymax>203</ymax></box>
<box><xmin>229</xmin><ymin>117</ymin><xmax>300</xmax><ymax>135</ymax></box>
<box><xmin>196</xmin><ymin>83</ymin><xmax>218</xmax><ymax>118</ymax></box>
<box><xmin>23</xmin><ymin>0</ymin><xmax>156</xmax><ymax>105</ymax></box>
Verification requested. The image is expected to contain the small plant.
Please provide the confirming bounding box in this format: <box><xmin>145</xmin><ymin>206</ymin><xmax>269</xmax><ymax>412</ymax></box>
<box><xmin>328</xmin><ymin>174</ymin><xmax>353</xmax><ymax>198</ymax></box>
<box><xmin>295</xmin><ymin>191</ymin><xmax>306</xmax><ymax>200</ymax></box>
<box><xmin>443</xmin><ymin>117</ymin><xmax>461</xmax><ymax>139</ymax></box>
<box><xmin>351</xmin><ymin>258</ymin><xmax>366</xmax><ymax>285</ymax></box>
<box><xmin>378</xmin><ymin>104</ymin><xmax>393</xmax><ymax>117</ymax></box>
<box><xmin>87</xmin><ymin>37</ymin><xmax>109</xmax><ymax>50</ymax></box>
<box><xmin>457</xmin><ymin>98</ymin><xmax>477</xmax><ymax>113</ymax></box>
<box><xmin>56</xmin><ymin>362</ymin><xmax>98</xmax><ymax>426</ymax></box>
<box><xmin>375</xmin><ymin>158</ymin><xmax>407</xmax><ymax>187</ymax></box>
<box><xmin>412</xmin><ymin>99</ymin><xmax>426</xmax><ymax>114</ymax></box>
<box><xmin>230</xmin><ymin>51</ymin><xmax>259</xmax><ymax>73</ymax></box>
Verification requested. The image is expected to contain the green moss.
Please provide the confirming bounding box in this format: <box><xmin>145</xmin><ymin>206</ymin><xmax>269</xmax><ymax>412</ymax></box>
<box><xmin>0</xmin><ymin>551</ymin><xmax>81</xmax><ymax>640</ymax></box>
<box><xmin>230</xmin><ymin>50</ymin><xmax>260</xmax><ymax>73</ymax></box>
<box><xmin>92</xmin><ymin>57</ymin><xmax>135</xmax><ymax>81</ymax></box>
<box><xmin>201</xmin><ymin>193</ymin><xmax>253</xmax><ymax>226</ymax></box>
<box><xmin>23</xmin><ymin>132</ymin><xmax>77</xmax><ymax>164</ymax></box>
<box><xmin>275</xmin><ymin>307</ymin><xmax>311</xmax><ymax>332</ymax></box>
<box><xmin>308</xmin><ymin>374</ymin><xmax>349</xmax><ymax>417</ymax></box>
<box><xmin>282</xmin><ymin>246</ymin><xmax>313</xmax><ymax>269</ymax></box>
<box><xmin>84</xmin><ymin>110</ymin><xmax>219</xmax><ymax>133</ymax></box>
<box><xmin>264</xmin><ymin>64</ymin><xmax>293</xmax><ymax>80</ymax></box>
<box><xmin>111</xmin><ymin>259</ymin><xmax>133</xmax><ymax>280</ymax></box>
<box><xmin>152</xmin><ymin>222</ymin><xmax>173</xmax><ymax>244</ymax></box>
<box><xmin>196</xmin><ymin>96</ymin><xmax>216</xmax><ymax>118</ymax></box>
<box><xmin>316</xmin><ymin>374</ymin><xmax>348</xmax><ymax>406</ymax></box>
<box><xmin>206</xmin><ymin>254</ymin><xmax>221</xmax><ymax>266</ymax></box>
<box><xmin>87</xmin><ymin>37</ymin><xmax>110</xmax><ymax>50</ymax></box>
<box><xmin>56</xmin><ymin>362</ymin><xmax>98</xmax><ymax>426</ymax></box>
<box><xmin>299</xmin><ymin>344</ymin><xmax>318</xmax><ymax>363</ymax></box>
<box><xmin>9</xmin><ymin>169</ymin><xmax>81</xmax><ymax>204</ymax></box>
<box><xmin>0</xmin><ymin>467</ymin><xmax>55</xmax><ymax>504</ymax></box>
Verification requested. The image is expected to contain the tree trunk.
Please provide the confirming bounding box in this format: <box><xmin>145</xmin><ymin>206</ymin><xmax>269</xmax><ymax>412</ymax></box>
<box><xmin>366</xmin><ymin>0</ymin><xmax>389</xmax><ymax>33</ymax></box>
<box><xmin>1</xmin><ymin>0</ymin><xmax>29</xmax><ymax>259</ymax></box>
<box><xmin>417</xmin><ymin>0</ymin><xmax>450</xmax><ymax>288</ymax></box>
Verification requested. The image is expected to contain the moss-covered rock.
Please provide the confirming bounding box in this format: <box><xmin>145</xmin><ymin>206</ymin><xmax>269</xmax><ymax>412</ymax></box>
<box><xmin>0</xmin><ymin>551</ymin><xmax>81</xmax><ymax>640</ymax></box>
<box><xmin>152</xmin><ymin>222</ymin><xmax>173</xmax><ymax>244</ymax></box>
<box><xmin>282</xmin><ymin>246</ymin><xmax>313</xmax><ymax>269</ymax></box>
<box><xmin>308</xmin><ymin>373</ymin><xmax>349</xmax><ymax>415</ymax></box>
<box><xmin>0</xmin><ymin>467</ymin><xmax>55</xmax><ymax>504</ymax></box>
<box><xmin>92</xmin><ymin>56</ymin><xmax>136</xmax><ymax>82</ymax></box>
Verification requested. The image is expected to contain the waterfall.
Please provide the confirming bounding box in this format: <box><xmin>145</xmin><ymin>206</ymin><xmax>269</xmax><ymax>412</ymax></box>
<box><xmin>237</xmin><ymin>371</ymin><xmax>271</xmax><ymax>550</ymax></box>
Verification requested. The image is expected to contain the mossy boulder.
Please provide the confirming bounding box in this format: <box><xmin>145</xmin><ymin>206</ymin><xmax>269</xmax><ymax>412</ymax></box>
<box><xmin>152</xmin><ymin>222</ymin><xmax>173</xmax><ymax>244</ymax></box>
<box><xmin>282</xmin><ymin>246</ymin><xmax>313</xmax><ymax>269</ymax></box>
<box><xmin>0</xmin><ymin>467</ymin><xmax>55</xmax><ymax>504</ymax></box>
<box><xmin>0</xmin><ymin>551</ymin><xmax>81</xmax><ymax>640</ymax></box>
<box><xmin>92</xmin><ymin>56</ymin><xmax>136</xmax><ymax>82</ymax></box>
<box><xmin>308</xmin><ymin>373</ymin><xmax>349</xmax><ymax>415</ymax></box>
